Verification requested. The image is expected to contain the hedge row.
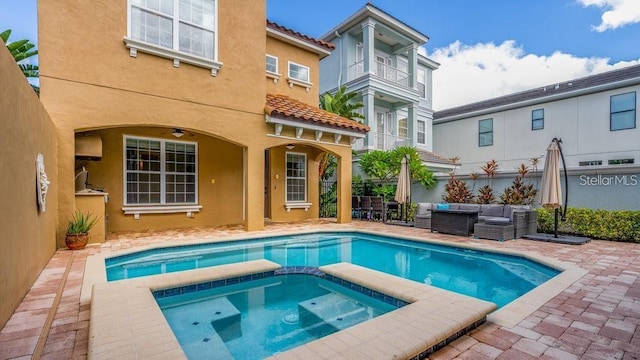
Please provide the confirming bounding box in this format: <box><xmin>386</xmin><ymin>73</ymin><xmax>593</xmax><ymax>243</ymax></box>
<box><xmin>536</xmin><ymin>208</ymin><xmax>640</xmax><ymax>243</ymax></box>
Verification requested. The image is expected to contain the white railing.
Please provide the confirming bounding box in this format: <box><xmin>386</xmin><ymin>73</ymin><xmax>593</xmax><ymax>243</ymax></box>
<box><xmin>349</xmin><ymin>60</ymin><xmax>412</xmax><ymax>88</ymax></box>
<box><xmin>352</xmin><ymin>132</ymin><xmax>411</xmax><ymax>151</ymax></box>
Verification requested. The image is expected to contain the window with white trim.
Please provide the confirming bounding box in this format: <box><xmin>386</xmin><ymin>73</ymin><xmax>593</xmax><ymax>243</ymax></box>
<box><xmin>266</xmin><ymin>54</ymin><xmax>278</xmax><ymax>73</ymax></box>
<box><xmin>610</xmin><ymin>92</ymin><xmax>636</xmax><ymax>131</ymax></box>
<box><xmin>418</xmin><ymin>69</ymin><xmax>426</xmax><ymax>98</ymax></box>
<box><xmin>286</xmin><ymin>152</ymin><xmax>306</xmax><ymax>202</ymax></box>
<box><xmin>127</xmin><ymin>0</ymin><xmax>219</xmax><ymax>74</ymax></box>
<box><xmin>288</xmin><ymin>62</ymin><xmax>310</xmax><ymax>83</ymax></box>
<box><xmin>417</xmin><ymin>120</ymin><xmax>426</xmax><ymax>145</ymax></box>
<box><xmin>398</xmin><ymin>118</ymin><xmax>408</xmax><ymax>139</ymax></box>
<box><xmin>124</xmin><ymin>136</ymin><xmax>197</xmax><ymax>205</ymax></box>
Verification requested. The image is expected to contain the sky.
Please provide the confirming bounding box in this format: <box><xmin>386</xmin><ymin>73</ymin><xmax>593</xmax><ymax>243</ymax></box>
<box><xmin>2</xmin><ymin>0</ymin><xmax>640</xmax><ymax>110</ymax></box>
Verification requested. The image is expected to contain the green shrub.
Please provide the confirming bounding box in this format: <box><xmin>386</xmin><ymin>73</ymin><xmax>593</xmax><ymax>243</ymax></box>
<box><xmin>536</xmin><ymin>207</ymin><xmax>640</xmax><ymax>243</ymax></box>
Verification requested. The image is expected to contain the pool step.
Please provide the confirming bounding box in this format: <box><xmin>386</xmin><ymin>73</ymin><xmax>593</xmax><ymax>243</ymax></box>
<box><xmin>298</xmin><ymin>293</ymin><xmax>372</xmax><ymax>331</ymax></box>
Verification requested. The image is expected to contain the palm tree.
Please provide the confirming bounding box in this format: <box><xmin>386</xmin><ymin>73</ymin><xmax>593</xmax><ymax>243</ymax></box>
<box><xmin>320</xmin><ymin>86</ymin><xmax>365</xmax><ymax>122</ymax></box>
<box><xmin>1</xmin><ymin>29</ymin><xmax>39</xmax><ymax>94</ymax></box>
<box><xmin>318</xmin><ymin>86</ymin><xmax>365</xmax><ymax>179</ymax></box>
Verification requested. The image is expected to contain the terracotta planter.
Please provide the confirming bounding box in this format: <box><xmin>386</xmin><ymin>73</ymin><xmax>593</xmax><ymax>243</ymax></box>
<box><xmin>65</xmin><ymin>233</ymin><xmax>89</xmax><ymax>250</ymax></box>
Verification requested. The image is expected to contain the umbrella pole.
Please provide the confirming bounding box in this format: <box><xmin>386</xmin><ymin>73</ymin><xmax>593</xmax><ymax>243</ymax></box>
<box><xmin>554</xmin><ymin>208</ymin><xmax>559</xmax><ymax>238</ymax></box>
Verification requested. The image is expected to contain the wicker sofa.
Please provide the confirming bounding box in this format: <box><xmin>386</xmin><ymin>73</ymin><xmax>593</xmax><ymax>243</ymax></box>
<box><xmin>415</xmin><ymin>203</ymin><xmax>537</xmax><ymax>239</ymax></box>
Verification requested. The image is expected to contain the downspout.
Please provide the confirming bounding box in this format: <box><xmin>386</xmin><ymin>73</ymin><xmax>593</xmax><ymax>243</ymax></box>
<box><xmin>335</xmin><ymin>31</ymin><xmax>342</xmax><ymax>87</ymax></box>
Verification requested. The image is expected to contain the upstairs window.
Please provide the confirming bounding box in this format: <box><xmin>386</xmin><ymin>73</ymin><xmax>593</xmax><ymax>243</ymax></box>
<box><xmin>124</xmin><ymin>136</ymin><xmax>197</xmax><ymax>205</ymax></box>
<box><xmin>479</xmin><ymin>118</ymin><xmax>493</xmax><ymax>147</ymax></box>
<box><xmin>266</xmin><ymin>54</ymin><xmax>278</xmax><ymax>74</ymax></box>
<box><xmin>288</xmin><ymin>62</ymin><xmax>310</xmax><ymax>83</ymax></box>
<box><xmin>286</xmin><ymin>153</ymin><xmax>306</xmax><ymax>202</ymax></box>
<box><xmin>532</xmin><ymin>109</ymin><xmax>544</xmax><ymax>130</ymax></box>
<box><xmin>610</xmin><ymin>92</ymin><xmax>636</xmax><ymax>131</ymax></box>
<box><xmin>418</xmin><ymin>69</ymin><xmax>426</xmax><ymax>98</ymax></box>
<box><xmin>417</xmin><ymin>120</ymin><xmax>426</xmax><ymax>145</ymax></box>
<box><xmin>127</xmin><ymin>0</ymin><xmax>220</xmax><ymax>75</ymax></box>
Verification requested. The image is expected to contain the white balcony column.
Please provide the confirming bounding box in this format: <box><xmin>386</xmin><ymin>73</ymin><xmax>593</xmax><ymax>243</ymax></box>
<box><xmin>408</xmin><ymin>45</ymin><xmax>418</xmax><ymax>90</ymax></box>
<box><xmin>409</xmin><ymin>103</ymin><xmax>418</xmax><ymax>147</ymax></box>
<box><xmin>361</xmin><ymin>19</ymin><xmax>376</xmax><ymax>75</ymax></box>
<box><xmin>363</xmin><ymin>89</ymin><xmax>376</xmax><ymax>150</ymax></box>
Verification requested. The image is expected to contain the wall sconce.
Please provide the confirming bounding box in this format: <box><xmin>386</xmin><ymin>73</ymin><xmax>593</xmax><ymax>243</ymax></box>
<box><xmin>286</xmin><ymin>144</ymin><xmax>295</xmax><ymax>150</ymax></box>
<box><xmin>172</xmin><ymin>128</ymin><xmax>184</xmax><ymax>138</ymax></box>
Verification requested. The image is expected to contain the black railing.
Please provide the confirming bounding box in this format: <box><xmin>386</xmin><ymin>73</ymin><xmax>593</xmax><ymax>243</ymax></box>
<box><xmin>319</xmin><ymin>181</ymin><xmax>337</xmax><ymax>218</ymax></box>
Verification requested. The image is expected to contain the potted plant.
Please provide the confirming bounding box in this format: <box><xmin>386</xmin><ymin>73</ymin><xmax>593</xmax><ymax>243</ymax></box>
<box><xmin>65</xmin><ymin>211</ymin><xmax>98</xmax><ymax>250</ymax></box>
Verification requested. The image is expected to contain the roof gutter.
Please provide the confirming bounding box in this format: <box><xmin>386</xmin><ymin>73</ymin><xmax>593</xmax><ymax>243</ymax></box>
<box><xmin>434</xmin><ymin>77</ymin><xmax>640</xmax><ymax>124</ymax></box>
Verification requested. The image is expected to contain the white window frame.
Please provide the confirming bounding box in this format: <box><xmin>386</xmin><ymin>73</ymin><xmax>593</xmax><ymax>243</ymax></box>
<box><xmin>417</xmin><ymin>68</ymin><xmax>426</xmax><ymax>98</ymax></box>
<box><xmin>287</xmin><ymin>61</ymin><xmax>312</xmax><ymax>92</ymax></box>
<box><xmin>124</xmin><ymin>0</ymin><xmax>223</xmax><ymax>76</ymax></box>
<box><xmin>398</xmin><ymin>117</ymin><xmax>408</xmax><ymax>139</ymax></box>
<box><xmin>417</xmin><ymin>120</ymin><xmax>426</xmax><ymax>145</ymax></box>
<box><xmin>266</xmin><ymin>54</ymin><xmax>280</xmax><ymax>83</ymax></box>
<box><xmin>122</xmin><ymin>135</ymin><xmax>201</xmax><ymax>218</ymax></box>
<box><xmin>284</xmin><ymin>152</ymin><xmax>311</xmax><ymax>212</ymax></box>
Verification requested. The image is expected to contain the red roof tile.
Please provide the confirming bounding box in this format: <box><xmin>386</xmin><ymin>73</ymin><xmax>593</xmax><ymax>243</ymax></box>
<box><xmin>265</xmin><ymin>94</ymin><xmax>370</xmax><ymax>133</ymax></box>
<box><xmin>267</xmin><ymin>21</ymin><xmax>335</xmax><ymax>51</ymax></box>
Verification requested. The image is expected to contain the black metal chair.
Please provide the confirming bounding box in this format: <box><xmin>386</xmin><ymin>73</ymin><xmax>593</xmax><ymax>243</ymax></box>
<box><xmin>351</xmin><ymin>196</ymin><xmax>361</xmax><ymax>219</ymax></box>
<box><xmin>370</xmin><ymin>196</ymin><xmax>384</xmax><ymax>221</ymax></box>
<box><xmin>359</xmin><ymin>196</ymin><xmax>372</xmax><ymax>220</ymax></box>
<box><xmin>386</xmin><ymin>201</ymin><xmax>399</xmax><ymax>221</ymax></box>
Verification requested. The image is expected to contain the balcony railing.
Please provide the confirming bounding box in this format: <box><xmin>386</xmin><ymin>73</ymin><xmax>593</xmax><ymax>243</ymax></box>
<box><xmin>353</xmin><ymin>132</ymin><xmax>411</xmax><ymax>152</ymax></box>
<box><xmin>349</xmin><ymin>61</ymin><xmax>412</xmax><ymax>88</ymax></box>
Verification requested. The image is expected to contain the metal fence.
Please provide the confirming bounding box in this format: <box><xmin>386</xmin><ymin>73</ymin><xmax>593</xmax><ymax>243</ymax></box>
<box><xmin>319</xmin><ymin>180</ymin><xmax>337</xmax><ymax>218</ymax></box>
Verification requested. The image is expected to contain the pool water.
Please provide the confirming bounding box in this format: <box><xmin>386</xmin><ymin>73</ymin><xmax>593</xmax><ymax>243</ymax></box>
<box><xmin>107</xmin><ymin>232</ymin><xmax>559</xmax><ymax>308</ymax></box>
<box><xmin>157</xmin><ymin>274</ymin><xmax>398</xmax><ymax>359</ymax></box>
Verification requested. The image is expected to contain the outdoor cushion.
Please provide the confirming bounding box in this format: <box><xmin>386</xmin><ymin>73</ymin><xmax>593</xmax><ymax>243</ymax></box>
<box><xmin>448</xmin><ymin>203</ymin><xmax>460</xmax><ymax>210</ymax></box>
<box><xmin>436</xmin><ymin>203</ymin><xmax>450</xmax><ymax>210</ymax></box>
<box><xmin>485</xmin><ymin>217</ymin><xmax>512</xmax><ymax>225</ymax></box>
<box><xmin>417</xmin><ymin>203</ymin><xmax>433</xmax><ymax>215</ymax></box>
<box><xmin>458</xmin><ymin>204</ymin><xmax>480</xmax><ymax>211</ymax></box>
<box><xmin>480</xmin><ymin>204</ymin><xmax>504</xmax><ymax>217</ymax></box>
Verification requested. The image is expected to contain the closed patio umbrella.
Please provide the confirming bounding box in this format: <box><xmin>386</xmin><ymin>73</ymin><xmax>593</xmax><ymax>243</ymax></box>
<box><xmin>538</xmin><ymin>138</ymin><xmax>563</xmax><ymax>237</ymax></box>
<box><xmin>394</xmin><ymin>155</ymin><xmax>411</xmax><ymax>222</ymax></box>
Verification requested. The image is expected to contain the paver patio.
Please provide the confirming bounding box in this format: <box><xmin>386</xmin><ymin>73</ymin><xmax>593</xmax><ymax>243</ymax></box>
<box><xmin>1</xmin><ymin>220</ymin><xmax>639</xmax><ymax>359</ymax></box>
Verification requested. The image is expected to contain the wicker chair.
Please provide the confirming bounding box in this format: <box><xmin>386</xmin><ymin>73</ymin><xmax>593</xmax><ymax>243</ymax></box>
<box><xmin>370</xmin><ymin>196</ymin><xmax>384</xmax><ymax>221</ymax></box>
<box><xmin>360</xmin><ymin>196</ymin><xmax>372</xmax><ymax>220</ymax></box>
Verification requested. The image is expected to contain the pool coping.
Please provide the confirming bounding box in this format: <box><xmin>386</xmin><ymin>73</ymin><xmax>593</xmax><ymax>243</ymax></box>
<box><xmin>82</xmin><ymin>228</ymin><xmax>587</xmax><ymax>330</ymax></box>
<box><xmin>88</xmin><ymin>259</ymin><xmax>498</xmax><ymax>360</ymax></box>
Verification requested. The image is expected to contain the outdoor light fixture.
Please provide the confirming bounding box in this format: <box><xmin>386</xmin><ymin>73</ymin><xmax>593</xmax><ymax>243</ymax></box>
<box><xmin>286</xmin><ymin>144</ymin><xmax>295</xmax><ymax>150</ymax></box>
<box><xmin>172</xmin><ymin>128</ymin><xmax>184</xmax><ymax>138</ymax></box>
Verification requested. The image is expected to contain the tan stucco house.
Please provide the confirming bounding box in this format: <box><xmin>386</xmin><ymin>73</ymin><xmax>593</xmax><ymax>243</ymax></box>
<box><xmin>38</xmin><ymin>0</ymin><xmax>369</xmax><ymax>248</ymax></box>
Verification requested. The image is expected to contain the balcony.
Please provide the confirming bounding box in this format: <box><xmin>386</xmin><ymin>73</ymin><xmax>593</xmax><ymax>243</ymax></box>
<box><xmin>353</xmin><ymin>132</ymin><xmax>411</xmax><ymax>152</ymax></box>
<box><xmin>348</xmin><ymin>61</ymin><xmax>412</xmax><ymax>89</ymax></box>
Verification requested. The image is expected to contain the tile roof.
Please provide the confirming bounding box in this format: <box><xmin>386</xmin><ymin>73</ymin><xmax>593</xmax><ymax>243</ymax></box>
<box><xmin>265</xmin><ymin>94</ymin><xmax>370</xmax><ymax>133</ymax></box>
<box><xmin>417</xmin><ymin>149</ymin><xmax>456</xmax><ymax>166</ymax></box>
<box><xmin>434</xmin><ymin>64</ymin><xmax>640</xmax><ymax>120</ymax></box>
<box><xmin>267</xmin><ymin>21</ymin><xmax>335</xmax><ymax>51</ymax></box>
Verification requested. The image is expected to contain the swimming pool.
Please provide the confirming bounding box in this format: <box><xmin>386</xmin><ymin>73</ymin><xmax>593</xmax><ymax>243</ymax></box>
<box><xmin>106</xmin><ymin>232</ymin><xmax>559</xmax><ymax>308</ymax></box>
<box><xmin>156</xmin><ymin>274</ymin><xmax>400</xmax><ymax>359</ymax></box>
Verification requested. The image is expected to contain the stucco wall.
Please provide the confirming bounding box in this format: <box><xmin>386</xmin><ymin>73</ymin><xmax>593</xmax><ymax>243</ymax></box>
<box><xmin>266</xmin><ymin>36</ymin><xmax>322</xmax><ymax>103</ymax></box>
<box><xmin>0</xmin><ymin>45</ymin><xmax>58</xmax><ymax>328</ymax></box>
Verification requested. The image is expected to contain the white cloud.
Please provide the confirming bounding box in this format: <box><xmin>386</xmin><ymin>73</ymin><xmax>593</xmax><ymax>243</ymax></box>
<box><xmin>428</xmin><ymin>40</ymin><xmax>639</xmax><ymax>110</ymax></box>
<box><xmin>578</xmin><ymin>0</ymin><xmax>640</xmax><ymax>32</ymax></box>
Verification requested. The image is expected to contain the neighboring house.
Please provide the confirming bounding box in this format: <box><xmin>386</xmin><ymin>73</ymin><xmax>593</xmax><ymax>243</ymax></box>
<box><xmin>429</xmin><ymin>64</ymin><xmax>640</xmax><ymax>210</ymax></box>
<box><xmin>319</xmin><ymin>3</ymin><xmax>455</xmax><ymax>174</ymax></box>
<box><xmin>38</xmin><ymin>0</ymin><xmax>368</xmax><ymax>247</ymax></box>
